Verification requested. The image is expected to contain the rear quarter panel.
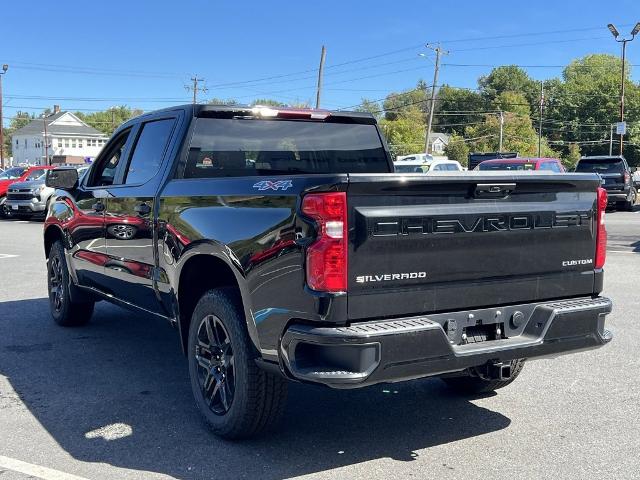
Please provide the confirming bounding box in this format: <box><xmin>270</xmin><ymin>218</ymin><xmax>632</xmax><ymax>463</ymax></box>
<box><xmin>157</xmin><ymin>175</ymin><xmax>348</xmax><ymax>359</ymax></box>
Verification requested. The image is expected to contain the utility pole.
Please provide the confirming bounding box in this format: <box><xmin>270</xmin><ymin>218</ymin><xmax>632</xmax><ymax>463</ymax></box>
<box><xmin>538</xmin><ymin>81</ymin><xmax>544</xmax><ymax>158</ymax></box>
<box><xmin>421</xmin><ymin>44</ymin><xmax>448</xmax><ymax>154</ymax></box>
<box><xmin>607</xmin><ymin>23</ymin><xmax>640</xmax><ymax>155</ymax></box>
<box><xmin>186</xmin><ymin>76</ymin><xmax>207</xmax><ymax>104</ymax></box>
<box><xmin>619</xmin><ymin>39</ymin><xmax>627</xmax><ymax>155</ymax></box>
<box><xmin>111</xmin><ymin>107</ymin><xmax>116</xmax><ymax>132</ymax></box>
<box><xmin>498</xmin><ymin>110</ymin><xmax>504</xmax><ymax>152</ymax></box>
<box><xmin>0</xmin><ymin>64</ymin><xmax>8</xmax><ymax>170</ymax></box>
<box><xmin>315</xmin><ymin>46</ymin><xmax>327</xmax><ymax>109</ymax></box>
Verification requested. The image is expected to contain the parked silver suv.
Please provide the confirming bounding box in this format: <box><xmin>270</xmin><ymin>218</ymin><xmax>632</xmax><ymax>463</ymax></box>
<box><xmin>6</xmin><ymin>166</ymin><xmax>88</xmax><ymax>218</ymax></box>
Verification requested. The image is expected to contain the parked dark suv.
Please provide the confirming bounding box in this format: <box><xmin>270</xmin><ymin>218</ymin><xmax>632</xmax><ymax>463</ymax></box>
<box><xmin>575</xmin><ymin>156</ymin><xmax>636</xmax><ymax>211</ymax></box>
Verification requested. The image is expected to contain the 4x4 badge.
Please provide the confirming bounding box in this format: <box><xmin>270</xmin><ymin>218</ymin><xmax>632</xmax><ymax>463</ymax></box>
<box><xmin>253</xmin><ymin>180</ymin><xmax>293</xmax><ymax>191</ymax></box>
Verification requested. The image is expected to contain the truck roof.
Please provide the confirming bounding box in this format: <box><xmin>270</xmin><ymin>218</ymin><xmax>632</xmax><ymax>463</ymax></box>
<box><xmin>127</xmin><ymin>104</ymin><xmax>377</xmax><ymax>124</ymax></box>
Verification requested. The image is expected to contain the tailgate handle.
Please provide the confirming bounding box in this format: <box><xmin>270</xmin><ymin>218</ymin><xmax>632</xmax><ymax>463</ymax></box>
<box><xmin>474</xmin><ymin>183</ymin><xmax>516</xmax><ymax>198</ymax></box>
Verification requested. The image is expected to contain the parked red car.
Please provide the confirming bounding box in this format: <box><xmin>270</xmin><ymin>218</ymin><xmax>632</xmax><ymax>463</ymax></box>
<box><xmin>475</xmin><ymin>157</ymin><xmax>566</xmax><ymax>172</ymax></box>
<box><xmin>0</xmin><ymin>165</ymin><xmax>54</xmax><ymax>217</ymax></box>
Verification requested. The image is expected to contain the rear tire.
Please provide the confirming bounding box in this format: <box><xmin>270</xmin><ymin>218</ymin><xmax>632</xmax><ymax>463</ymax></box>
<box><xmin>624</xmin><ymin>189</ymin><xmax>636</xmax><ymax>211</ymax></box>
<box><xmin>187</xmin><ymin>288</ymin><xmax>288</xmax><ymax>439</ymax></box>
<box><xmin>48</xmin><ymin>240</ymin><xmax>94</xmax><ymax>326</ymax></box>
<box><xmin>442</xmin><ymin>359</ymin><xmax>525</xmax><ymax>394</ymax></box>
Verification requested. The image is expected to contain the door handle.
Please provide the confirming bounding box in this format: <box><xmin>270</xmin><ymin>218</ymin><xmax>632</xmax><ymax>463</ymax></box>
<box><xmin>134</xmin><ymin>203</ymin><xmax>151</xmax><ymax>215</ymax></box>
<box><xmin>92</xmin><ymin>201</ymin><xmax>105</xmax><ymax>212</ymax></box>
<box><xmin>474</xmin><ymin>183</ymin><xmax>516</xmax><ymax>198</ymax></box>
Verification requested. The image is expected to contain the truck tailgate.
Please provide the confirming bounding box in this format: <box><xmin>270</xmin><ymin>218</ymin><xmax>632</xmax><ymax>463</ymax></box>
<box><xmin>346</xmin><ymin>172</ymin><xmax>602</xmax><ymax>320</ymax></box>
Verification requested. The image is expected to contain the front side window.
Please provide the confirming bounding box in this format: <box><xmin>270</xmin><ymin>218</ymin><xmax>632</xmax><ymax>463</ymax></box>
<box><xmin>26</xmin><ymin>168</ymin><xmax>46</xmax><ymax>181</ymax></box>
<box><xmin>184</xmin><ymin>118</ymin><xmax>389</xmax><ymax>178</ymax></box>
<box><xmin>87</xmin><ymin>129</ymin><xmax>131</xmax><ymax>187</ymax></box>
<box><xmin>124</xmin><ymin>119</ymin><xmax>175</xmax><ymax>185</ymax></box>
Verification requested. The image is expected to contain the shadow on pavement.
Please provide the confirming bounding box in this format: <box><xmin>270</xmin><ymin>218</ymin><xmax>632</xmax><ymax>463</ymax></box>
<box><xmin>0</xmin><ymin>298</ymin><xmax>511</xmax><ymax>479</ymax></box>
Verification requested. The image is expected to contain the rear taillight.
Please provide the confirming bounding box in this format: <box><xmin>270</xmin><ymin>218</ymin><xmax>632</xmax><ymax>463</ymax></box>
<box><xmin>301</xmin><ymin>192</ymin><xmax>347</xmax><ymax>292</ymax></box>
<box><xmin>624</xmin><ymin>171</ymin><xmax>630</xmax><ymax>184</ymax></box>
<box><xmin>595</xmin><ymin>187</ymin><xmax>607</xmax><ymax>269</ymax></box>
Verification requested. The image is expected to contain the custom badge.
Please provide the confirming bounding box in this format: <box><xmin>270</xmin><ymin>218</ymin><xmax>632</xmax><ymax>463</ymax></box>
<box><xmin>253</xmin><ymin>179</ymin><xmax>293</xmax><ymax>191</ymax></box>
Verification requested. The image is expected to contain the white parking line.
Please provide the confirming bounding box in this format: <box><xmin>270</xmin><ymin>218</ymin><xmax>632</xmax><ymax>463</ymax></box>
<box><xmin>0</xmin><ymin>253</ymin><xmax>19</xmax><ymax>259</ymax></box>
<box><xmin>0</xmin><ymin>455</ymin><xmax>90</xmax><ymax>480</ymax></box>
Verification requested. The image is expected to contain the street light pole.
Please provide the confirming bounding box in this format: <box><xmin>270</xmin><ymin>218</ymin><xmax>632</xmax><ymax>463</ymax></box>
<box><xmin>607</xmin><ymin>22</ymin><xmax>640</xmax><ymax>156</ymax></box>
<box><xmin>0</xmin><ymin>64</ymin><xmax>8</xmax><ymax>170</ymax></box>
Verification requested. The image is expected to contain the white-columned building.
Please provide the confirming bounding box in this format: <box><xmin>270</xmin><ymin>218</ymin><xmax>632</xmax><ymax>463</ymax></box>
<box><xmin>11</xmin><ymin>106</ymin><xmax>109</xmax><ymax>165</ymax></box>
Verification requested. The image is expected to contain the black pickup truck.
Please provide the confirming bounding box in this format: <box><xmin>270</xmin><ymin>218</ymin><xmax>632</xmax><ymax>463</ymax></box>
<box><xmin>44</xmin><ymin>104</ymin><xmax>612</xmax><ymax>439</ymax></box>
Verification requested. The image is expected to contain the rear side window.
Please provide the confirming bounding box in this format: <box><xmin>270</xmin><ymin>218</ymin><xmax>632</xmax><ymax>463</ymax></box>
<box><xmin>125</xmin><ymin>119</ymin><xmax>175</xmax><ymax>185</ymax></box>
<box><xmin>184</xmin><ymin>118</ymin><xmax>390</xmax><ymax>178</ymax></box>
<box><xmin>539</xmin><ymin>161</ymin><xmax>562</xmax><ymax>172</ymax></box>
<box><xmin>576</xmin><ymin>159</ymin><xmax>625</xmax><ymax>173</ymax></box>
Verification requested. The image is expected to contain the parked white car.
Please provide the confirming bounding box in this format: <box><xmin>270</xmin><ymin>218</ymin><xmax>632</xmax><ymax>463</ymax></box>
<box><xmin>396</xmin><ymin>153</ymin><xmax>434</xmax><ymax>163</ymax></box>
<box><xmin>393</xmin><ymin>158</ymin><xmax>464</xmax><ymax>173</ymax></box>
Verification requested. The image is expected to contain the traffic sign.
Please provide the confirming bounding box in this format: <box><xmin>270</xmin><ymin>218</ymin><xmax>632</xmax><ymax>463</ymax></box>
<box><xmin>616</xmin><ymin>122</ymin><xmax>627</xmax><ymax>135</ymax></box>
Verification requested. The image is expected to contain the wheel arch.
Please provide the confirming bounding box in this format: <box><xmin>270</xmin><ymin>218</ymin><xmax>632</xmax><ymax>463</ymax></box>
<box><xmin>175</xmin><ymin>245</ymin><xmax>260</xmax><ymax>356</ymax></box>
<box><xmin>44</xmin><ymin>224</ymin><xmax>65</xmax><ymax>258</ymax></box>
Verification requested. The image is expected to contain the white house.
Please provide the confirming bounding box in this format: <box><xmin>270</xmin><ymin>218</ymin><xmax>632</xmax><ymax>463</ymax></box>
<box><xmin>11</xmin><ymin>106</ymin><xmax>109</xmax><ymax>166</ymax></box>
<box><xmin>427</xmin><ymin>133</ymin><xmax>450</xmax><ymax>154</ymax></box>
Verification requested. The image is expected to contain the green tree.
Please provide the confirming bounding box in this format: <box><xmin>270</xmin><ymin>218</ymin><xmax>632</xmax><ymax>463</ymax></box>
<box><xmin>379</xmin><ymin>109</ymin><xmax>426</xmax><ymax>158</ymax></box>
<box><xmin>444</xmin><ymin>135</ymin><xmax>470</xmax><ymax>166</ymax></box>
<box><xmin>354</xmin><ymin>98</ymin><xmax>382</xmax><ymax>119</ymax></box>
<box><xmin>563</xmin><ymin>142</ymin><xmax>581</xmax><ymax>170</ymax></box>
<box><xmin>75</xmin><ymin>106</ymin><xmax>143</xmax><ymax>136</ymax></box>
<box><xmin>382</xmin><ymin>80</ymin><xmax>429</xmax><ymax>120</ymax></box>
<box><xmin>544</xmin><ymin>54</ymin><xmax>640</xmax><ymax>164</ymax></box>
<box><xmin>3</xmin><ymin>111</ymin><xmax>36</xmax><ymax>157</ymax></box>
<box><xmin>250</xmin><ymin>98</ymin><xmax>286</xmax><ymax>107</ymax></box>
<box><xmin>465</xmin><ymin>92</ymin><xmax>556</xmax><ymax>157</ymax></box>
<box><xmin>434</xmin><ymin>85</ymin><xmax>487</xmax><ymax>136</ymax></box>
<box><xmin>208</xmin><ymin>97</ymin><xmax>239</xmax><ymax>106</ymax></box>
<box><xmin>479</xmin><ymin>65</ymin><xmax>539</xmax><ymax>110</ymax></box>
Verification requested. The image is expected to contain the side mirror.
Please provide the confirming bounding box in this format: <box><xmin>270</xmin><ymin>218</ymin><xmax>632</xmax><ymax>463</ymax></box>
<box><xmin>46</xmin><ymin>168</ymin><xmax>79</xmax><ymax>190</ymax></box>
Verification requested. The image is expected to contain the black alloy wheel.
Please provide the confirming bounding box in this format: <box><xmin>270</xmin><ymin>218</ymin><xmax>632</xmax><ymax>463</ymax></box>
<box><xmin>48</xmin><ymin>254</ymin><xmax>65</xmax><ymax>314</ymax></box>
<box><xmin>195</xmin><ymin>314</ymin><xmax>235</xmax><ymax>415</ymax></box>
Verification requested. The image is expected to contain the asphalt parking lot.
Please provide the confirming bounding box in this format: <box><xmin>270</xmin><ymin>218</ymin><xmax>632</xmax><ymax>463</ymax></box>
<box><xmin>0</xmin><ymin>212</ymin><xmax>638</xmax><ymax>480</ymax></box>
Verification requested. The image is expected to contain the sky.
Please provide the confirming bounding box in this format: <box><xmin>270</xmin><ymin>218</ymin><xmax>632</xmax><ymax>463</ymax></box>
<box><xmin>2</xmin><ymin>0</ymin><xmax>640</xmax><ymax>124</ymax></box>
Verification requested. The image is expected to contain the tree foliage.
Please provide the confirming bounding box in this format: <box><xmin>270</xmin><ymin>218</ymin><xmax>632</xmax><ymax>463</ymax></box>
<box><xmin>75</xmin><ymin>106</ymin><xmax>143</xmax><ymax>136</ymax></box>
<box><xmin>354</xmin><ymin>98</ymin><xmax>382</xmax><ymax>119</ymax></box>
<box><xmin>3</xmin><ymin>111</ymin><xmax>35</xmax><ymax>157</ymax></box>
<box><xmin>444</xmin><ymin>135</ymin><xmax>470</xmax><ymax>166</ymax></box>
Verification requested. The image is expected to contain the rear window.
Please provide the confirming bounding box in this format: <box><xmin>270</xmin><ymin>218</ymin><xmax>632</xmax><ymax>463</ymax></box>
<box><xmin>184</xmin><ymin>118</ymin><xmax>390</xmax><ymax>178</ymax></box>
<box><xmin>478</xmin><ymin>162</ymin><xmax>535</xmax><ymax>171</ymax></box>
<box><xmin>576</xmin><ymin>159</ymin><xmax>625</xmax><ymax>173</ymax></box>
